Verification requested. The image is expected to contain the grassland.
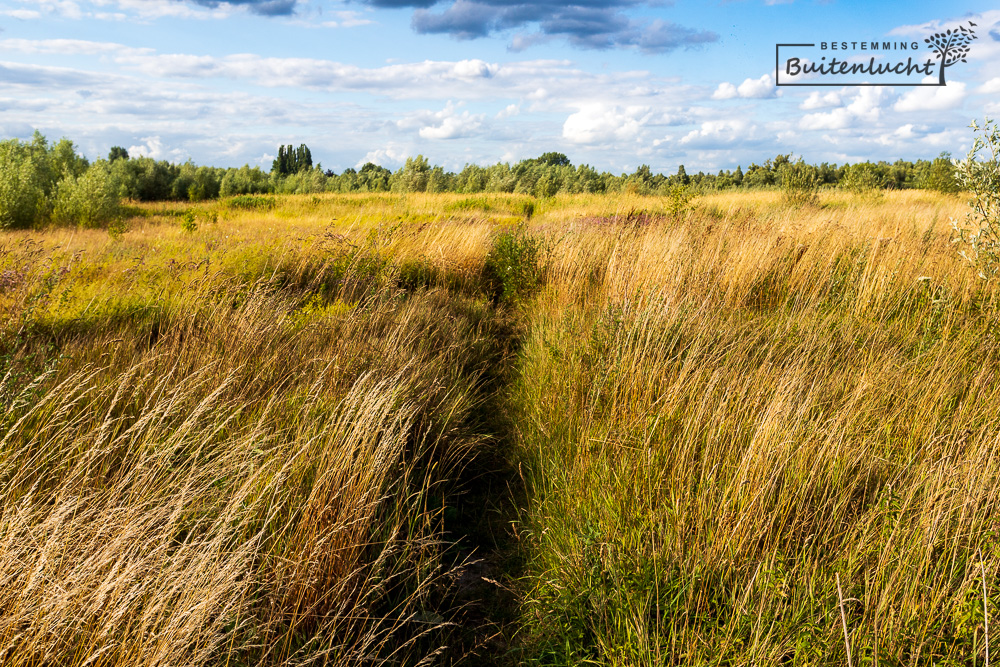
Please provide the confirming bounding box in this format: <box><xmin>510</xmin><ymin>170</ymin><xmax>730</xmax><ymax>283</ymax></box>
<box><xmin>1</xmin><ymin>189</ymin><xmax>996</xmax><ymax>665</ymax></box>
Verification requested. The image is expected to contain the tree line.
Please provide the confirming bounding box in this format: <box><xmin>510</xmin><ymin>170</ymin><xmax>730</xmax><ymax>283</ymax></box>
<box><xmin>0</xmin><ymin>134</ymin><xmax>961</xmax><ymax>229</ymax></box>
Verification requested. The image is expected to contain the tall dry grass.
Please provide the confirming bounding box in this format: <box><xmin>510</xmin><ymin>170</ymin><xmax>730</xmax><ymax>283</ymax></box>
<box><xmin>514</xmin><ymin>190</ymin><xmax>1000</xmax><ymax>664</ymax></box>
<box><xmin>2</xmin><ymin>188</ymin><xmax>992</xmax><ymax>665</ymax></box>
<box><xmin>0</xmin><ymin>205</ymin><xmax>508</xmax><ymax>665</ymax></box>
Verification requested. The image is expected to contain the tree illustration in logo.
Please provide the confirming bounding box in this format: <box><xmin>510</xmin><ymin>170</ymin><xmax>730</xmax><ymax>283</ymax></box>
<box><xmin>925</xmin><ymin>21</ymin><xmax>977</xmax><ymax>86</ymax></box>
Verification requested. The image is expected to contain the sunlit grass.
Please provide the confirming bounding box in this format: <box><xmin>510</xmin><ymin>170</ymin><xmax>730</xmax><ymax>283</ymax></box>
<box><xmin>514</xmin><ymin>189</ymin><xmax>999</xmax><ymax>665</ymax></box>
<box><xmin>1</xmin><ymin>188</ymin><xmax>991</xmax><ymax>665</ymax></box>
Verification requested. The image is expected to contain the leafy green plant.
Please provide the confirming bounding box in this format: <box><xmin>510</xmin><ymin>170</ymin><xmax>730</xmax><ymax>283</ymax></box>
<box><xmin>107</xmin><ymin>218</ymin><xmax>129</xmax><ymax>240</ymax></box>
<box><xmin>53</xmin><ymin>161</ymin><xmax>123</xmax><ymax>228</ymax></box>
<box><xmin>780</xmin><ymin>159</ymin><xmax>820</xmax><ymax>206</ymax></box>
<box><xmin>0</xmin><ymin>140</ymin><xmax>48</xmax><ymax>229</ymax></box>
<box><xmin>841</xmin><ymin>163</ymin><xmax>887</xmax><ymax>198</ymax></box>
<box><xmin>665</xmin><ymin>184</ymin><xmax>696</xmax><ymax>218</ymax></box>
<box><xmin>925</xmin><ymin>152</ymin><xmax>960</xmax><ymax>194</ymax></box>
<box><xmin>952</xmin><ymin>118</ymin><xmax>1000</xmax><ymax>279</ymax></box>
<box><xmin>482</xmin><ymin>224</ymin><xmax>544</xmax><ymax>305</ymax></box>
<box><xmin>181</xmin><ymin>210</ymin><xmax>198</xmax><ymax>233</ymax></box>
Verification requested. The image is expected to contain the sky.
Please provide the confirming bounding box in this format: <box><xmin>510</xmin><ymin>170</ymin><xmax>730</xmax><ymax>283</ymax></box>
<box><xmin>1</xmin><ymin>0</ymin><xmax>998</xmax><ymax>174</ymax></box>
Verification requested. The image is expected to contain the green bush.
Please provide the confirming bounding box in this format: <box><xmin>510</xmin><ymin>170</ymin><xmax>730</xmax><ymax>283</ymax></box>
<box><xmin>393</xmin><ymin>155</ymin><xmax>431</xmax><ymax>193</ymax></box>
<box><xmin>665</xmin><ymin>184</ymin><xmax>696</xmax><ymax>218</ymax></box>
<box><xmin>952</xmin><ymin>118</ymin><xmax>1000</xmax><ymax>279</ymax></box>
<box><xmin>219</xmin><ymin>165</ymin><xmax>273</xmax><ymax>197</ymax></box>
<box><xmin>0</xmin><ymin>141</ymin><xmax>47</xmax><ymax>228</ymax></box>
<box><xmin>780</xmin><ymin>159</ymin><xmax>820</xmax><ymax>206</ymax></box>
<box><xmin>53</xmin><ymin>161</ymin><xmax>123</xmax><ymax>228</ymax></box>
<box><xmin>482</xmin><ymin>224</ymin><xmax>544</xmax><ymax>305</ymax></box>
<box><xmin>841</xmin><ymin>162</ymin><xmax>887</xmax><ymax>197</ymax></box>
<box><xmin>925</xmin><ymin>152</ymin><xmax>960</xmax><ymax>194</ymax></box>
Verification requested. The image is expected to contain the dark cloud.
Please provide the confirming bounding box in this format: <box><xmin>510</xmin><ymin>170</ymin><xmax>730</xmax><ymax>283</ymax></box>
<box><xmin>366</xmin><ymin>0</ymin><xmax>438</xmax><ymax>8</ymax></box>
<box><xmin>637</xmin><ymin>20</ymin><xmax>717</xmax><ymax>53</ymax></box>
<box><xmin>188</xmin><ymin>0</ymin><xmax>299</xmax><ymax>16</ymax></box>
<box><xmin>404</xmin><ymin>0</ymin><xmax>715</xmax><ymax>52</ymax></box>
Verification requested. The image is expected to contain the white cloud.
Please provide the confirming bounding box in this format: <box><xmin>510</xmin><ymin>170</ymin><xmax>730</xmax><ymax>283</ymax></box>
<box><xmin>737</xmin><ymin>74</ymin><xmax>778</xmax><ymax>99</ymax></box>
<box><xmin>24</xmin><ymin>0</ymin><xmax>83</xmax><ymax>19</ymax></box>
<box><xmin>127</xmin><ymin>135</ymin><xmax>165</xmax><ymax>159</ymax></box>
<box><xmin>712</xmin><ymin>74</ymin><xmax>778</xmax><ymax>100</ymax></box>
<box><xmin>562</xmin><ymin>103</ymin><xmax>650</xmax><ymax>144</ymax></box>
<box><xmin>977</xmin><ymin>78</ymin><xmax>1000</xmax><ymax>95</ymax></box>
<box><xmin>0</xmin><ymin>38</ymin><xmax>152</xmax><ymax>57</ymax></box>
<box><xmin>288</xmin><ymin>10</ymin><xmax>374</xmax><ymax>28</ymax></box>
<box><xmin>894</xmin><ymin>78</ymin><xmax>968</xmax><ymax>112</ymax></box>
<box><xmin>680</xmin><ymin>119</ymin><xmax>755</xmax><ymax>147</ymax></box>
<box><xmin>357</xmin><ymin>144</ymin><xmax>408</xmax><ymax>169</ymax></box>
<box><xmin>800</xmin><ymin>90</ymin><xmax>841</xmax><ymax>110</ymax></box>
<box><xmin>90</xmin><ymin>0</ymin><xmax>229</xmax><ymax>20</ymax></box>
<box><xmin>711</xmin><ymin>82</ymin><xmax>737</xmax><ymax>100</ymax></box>
<box><xmin>888</xmin><ymin>11</ymin><xmax>1000</xmax><ymax>65</ymax></box>
<box><xmin>496</xmin><ymin>104</ymin><xmax>519</xmax><ymax>119</ymax></box>
<box><xmin>800</xmin><ymin>87</ymin><xmax>889</xmax><ymax>131</ymax></box>
<box><xmin>1</xmin><ymin>9</ymin><xmax>40</xmax><ymax>19</ymax></box>
<box><xmin>399</xmin><ymin>102</ymin><xmax>485</xmax><ymax>140</ymax></box>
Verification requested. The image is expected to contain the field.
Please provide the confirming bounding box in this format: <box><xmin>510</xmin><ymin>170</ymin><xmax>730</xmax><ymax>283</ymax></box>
<box><xmin>2</xmin><ymin>189</ymin><xmax>998</xmax><ymax>665</ymax></box>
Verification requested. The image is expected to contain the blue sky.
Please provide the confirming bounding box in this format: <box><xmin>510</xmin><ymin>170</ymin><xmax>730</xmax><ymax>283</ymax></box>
<box><xmin>1</xmin><ymin>0</ymin><xmax>998</xmax><ymax>174</ymax></box>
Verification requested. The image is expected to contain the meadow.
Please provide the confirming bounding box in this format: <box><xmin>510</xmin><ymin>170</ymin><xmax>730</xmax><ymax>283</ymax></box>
<box><xmin>1</xmin><ymin>188</ymin><xmax>997</xmax><ymax>665</ymax></box>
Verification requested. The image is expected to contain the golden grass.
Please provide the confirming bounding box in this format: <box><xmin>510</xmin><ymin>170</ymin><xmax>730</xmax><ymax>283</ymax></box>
<box><xmin>515</xmin><ymin>189</ymin><xmax>999</xmax><ymax>664</ymax></box>
<box><xmin>1</xmin><ymin>188</ymin><xmax>992</xmax><ymax>665</ymax></box>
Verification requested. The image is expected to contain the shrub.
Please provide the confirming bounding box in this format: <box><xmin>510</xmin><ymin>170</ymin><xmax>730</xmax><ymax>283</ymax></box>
<box><xmin>188</xmin><ymin>166</ymin><xmax>222</xmax><ymax>201</ymax></box>
<box><xmin>665</xmin><ymin>184</ymin><xmax>696</xmax><ymax>218</ymax></box>
<box><xmin>393</xmin><ymin>155</ymin><xmax>431</xmax><ymax>193</ymax></box>
<box><xmin>952</xmin><ymin>118</ymin><xmax>1000</xmax><ymax>279</ymax></box>
<box><xmin>219</xmin><ymin>165</ymin><xmax>273</xmax><ymax>197</ymax></box>
<box><xmin>482</xmin><ymin>224</ymin><xmax>544</xmax><ymax>305</ymax></box>
<box><xmin>53</xmin><ymin>161</ymin><xmax>123</xmax><ymax>228</ymax></box>
<box><xmin>780</xmin><ymin>159</ymin><xmax>820</xmax><ymax>206</ymax></box>
<box><xmin>925</xmin><ymin>152</ymin><xmax>960</xmax><ymax>194</ymax></box>
<box><xmin>841</xmin><ymin>163</ymin><xmax>887</xmax><ymax>197</ymax></box>
<box><xmin>180</xmin><ymin>210</ymin><xmax>197</xmax><ymax>233</ymax></box>
<box><xmin>0</xmin><ymin>141</ymin><xmax>47</xmax><ymax>228</ymax></box>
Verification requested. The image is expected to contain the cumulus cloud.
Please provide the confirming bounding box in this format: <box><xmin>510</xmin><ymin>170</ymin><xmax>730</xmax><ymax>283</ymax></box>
<box><xmin>127</xmin><ymin>135</ymin><xmax>166</xmax><ymax>158</ymax></box>
<box><xmin>397</xmin><ymin>102</ymin><xmax>486</xmax><ymax>139</ymax></box>
<box><xmin>712</xmin><ymin>74</ymin><xmax>777</xmax><ymax>100</ymax></box>
<box><xmin>562</xmin><ymin>103</ymin><xmax>650</xmax><ymax>144</ymax></box>
<box><xmin>679</xmin><ymin>119</ymin><xmax>756</xmax><ymax>148</ymax></box>
<box><xmin>894</xmin><ymin>78</ymin><xmax>968</xmax><ymax>112</ymax></box>
<box><xmin>496</xmin><ymin>103</ymin><xmax>519</xmax><ymax>118</ymax></box>
<box><xmin>799</xmin><ymin>87</ymin><xmax>889</xmax><ymax>131</ymax></box>
<box><xmin>357</xmin><ymin>144</ymin><xmax>410</xmax><ymax>169</ymax></box>
<box><xmin>800</xmin><ymin>90</ymin><xmax>841</xmax><ymax>110</ymax></box>
<box><xmin>977</xmin><ymin>77</ymin><xmax>1000</xmax><ymax>94</ymax></box>
<box><xmin>711</xmin><ymin>82</ymin><xmax>737</xmax><ymax>100</ymax></box>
